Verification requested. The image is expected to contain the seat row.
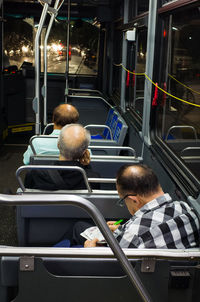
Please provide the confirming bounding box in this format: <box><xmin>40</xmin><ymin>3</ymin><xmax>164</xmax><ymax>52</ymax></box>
<box><xmin>16</xmin><ymin>145</ymin><xmax>142</xmax><ymax>246</ymax></box>
<box><xmin>0</xmin><ymin>193</ymin><xmax>200</xmax><ymax>302</ymax></box>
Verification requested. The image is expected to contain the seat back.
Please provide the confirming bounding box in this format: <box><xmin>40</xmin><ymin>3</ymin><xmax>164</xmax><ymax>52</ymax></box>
<box><xmin>0</xmin><ymin>194</ymin><xmax>200</xmax><ymax>302</ymax></box>
<box><xmin>89</xmin><ymin>108</ymin><xmax>128</xmax><ymax>146</ymax></box>
<box><xmin>1</xmin><ymin>251</ymin><xmax>200</xmax><ymax>302</ymax></box>
<box><xmin>103</xmin><ymin>108</ymin><xmax>115</xmax><ymax>139</ymax></box>
<box><xmin>90</xmin><ymin>156</ymin><xmax>141</xmax><ymax>178</ymax></box>
<box><xmin>16</xmin><ymin>192</ymin><xmax>129</xmax><ymax>246</ymax></box>
<box><xmin>68</xmin><ymin>95</ymin><xmax>110</xmax><ymax>126</ymax></box>
<box><xmin>29</xmin><ymin>135</ymin><xmax>59</xmax><ymax>155</ymax></box>
<box><xmin>16</xmin><ymin>165</ymin><xmax>92</xmax><ymax>192</ymax></box>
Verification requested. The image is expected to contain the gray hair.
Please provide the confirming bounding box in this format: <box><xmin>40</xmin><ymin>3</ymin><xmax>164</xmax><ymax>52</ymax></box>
<box><xmin>58</xmin><ymin>124</ymin><xmax>91</xmax><ymax>160</ymax></box>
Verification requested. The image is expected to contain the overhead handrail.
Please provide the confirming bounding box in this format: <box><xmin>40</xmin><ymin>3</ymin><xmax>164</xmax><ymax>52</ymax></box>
<box><xmin>85</xmin><ymin>124</ymin><xmax>113</xmax><ymax>140</ymax></box>
<box><xmin>165</xmin><ymin>125</ymin><xmax>197</xmax><ymax>141</ymax></box>
<box><xmin>0</xmin><ymin>193</ymin><xmax>152</xmax><ymax>302</ymax></box>
<box><xmin>43</xmin><ymin>0</ymin><xmax>64</xmax><ymax>126</ymax></box>
<box><xmin>16</xmin><ymin>165</ymin><xmax>92</xmax><ymax>193</ymax></box>
<box><xmin>33</xmin><ymin>0</ymin><xmax>52</xmax><ymax>135</ymax></box>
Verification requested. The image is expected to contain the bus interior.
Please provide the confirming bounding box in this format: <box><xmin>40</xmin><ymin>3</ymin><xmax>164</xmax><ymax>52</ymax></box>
<box><xmin>0</xmin><ymin>0</ymin><xmax>200</xmax><ymax>301</ymax></box>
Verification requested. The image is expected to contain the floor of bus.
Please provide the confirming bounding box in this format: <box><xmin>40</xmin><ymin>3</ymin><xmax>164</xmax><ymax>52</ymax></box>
<box><xmin>0</xmin><ymin>133</ymin><xmax>30</xmax><ymax>246</ymax></box>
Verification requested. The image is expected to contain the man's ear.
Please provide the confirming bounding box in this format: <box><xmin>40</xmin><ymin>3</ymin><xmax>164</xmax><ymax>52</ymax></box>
<box><xmin>57</xmin><ymin>142</ymin><xmax>60</xmax><ymax>150</ymax></box>
<box><xmin>128</xmin><ymin>195</ymin><xmax>140</xmax><ymax>205</ymax></box>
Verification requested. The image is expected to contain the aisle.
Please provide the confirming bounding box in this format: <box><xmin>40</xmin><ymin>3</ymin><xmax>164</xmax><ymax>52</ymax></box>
<box><xmin>0</xmin><ymin>144</ymin><xmax>27</xmax><ymax>245</ymax></box>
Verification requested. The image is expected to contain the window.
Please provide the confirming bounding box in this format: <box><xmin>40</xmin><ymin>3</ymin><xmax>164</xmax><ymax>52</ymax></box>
<box><xmin>112</xmin><ymin>29</ymin><xmax>123</xmax><ymax>101</ymax></box>
<box><xmin>156</xmin><ymin>6</ymin><xmax>200</xmax><ymax>180</ymax></box>
<box><xmin>128</xmin><ymin>0</ymin><xmax>149</xmax><ymax>22</ymax></box>
<box><xmin>138</xmin><ymin>0</ymin><xmax>149</xmax><ymax>15</ymax></box>
<box><xmin>41</xmin><ymin>19</ymin><xmax>99</xmax><ymax>75</ymax></box>
<box><xmin>4</xmin><ymin>16</ymin><xmax>99</xmax><ymax>75</ymax></box>
<box><xmin>128</xmin><ymin>1</ymin><xmax>136</xmax><ymax>21</ymax></box>
<box><xmin>126</xmin><ymin>28</ymin><xmax>147</xmax><ymax>119</ymax></box>
<box><xmin>4</xmin><ymin>17</ymin><xmax>34</xmax><ymax>70</ymax></box>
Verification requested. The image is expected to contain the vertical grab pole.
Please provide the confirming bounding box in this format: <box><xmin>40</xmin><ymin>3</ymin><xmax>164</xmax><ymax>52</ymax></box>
<box><xmin>33</xmin><ymin>0</ymin><xmax>51</xmax><ymax>135</ymax></box>
<box><xmin>141</xmin><ymin>0</ymin><xmax>158</xmax><ymax>145</ymax></box>
<box><xmin>65</xmin><ymin>0</ymin><xmax>71</xmax><ymax>101</ymax></box>
<box><xmin>43</xmin><ymin>0</ymin><xmax>61</xmax><ymax>126</ymax></box>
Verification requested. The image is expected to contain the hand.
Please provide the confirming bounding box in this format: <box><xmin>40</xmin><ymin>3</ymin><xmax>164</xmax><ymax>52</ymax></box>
<box><xmin>84</xmin><ymin>238</ymin><xmax>99</xmax><ymax>248</ymax></box>
<box><xmin>107</xmin><ymin>221</ymin><xmax>120</xmax><ymax>232</ymax></box>
<box><xmin>79</xmin><ymin>149</ymin><xmax>91</xmax><ymax>166</ymax></box>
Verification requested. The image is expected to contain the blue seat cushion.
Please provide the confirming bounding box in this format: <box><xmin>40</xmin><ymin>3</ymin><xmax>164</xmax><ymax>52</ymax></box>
<box><xmin>91</xmin><ymin>134</ymin><xmax>104</xmax><ymax>139</ymax></box>
<box><xmin>53</xmin><ymin>239</ymin><xmax>71</xmax><ymax>247</ymax></box>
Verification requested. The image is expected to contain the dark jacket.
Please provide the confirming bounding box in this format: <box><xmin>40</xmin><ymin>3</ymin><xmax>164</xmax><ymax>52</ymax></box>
<box><xmin>24</xmin><ymin>160</ymin><xmax>100</xmax><ymax>190</ymax></box>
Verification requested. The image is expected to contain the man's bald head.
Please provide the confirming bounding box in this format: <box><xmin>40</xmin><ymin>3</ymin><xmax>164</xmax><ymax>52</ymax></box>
<box><xmin>53</xmin><ymin>104</ymin><xmax>79</xmax><ymax>128</ymax></box>
<box><xmin>58</xmin><ymin>124</ymin><xmax>90</xmax><ymax>160</ymax></box>
<box><xmin>116</xmin><ymin>164</ymin><xmax>161</xmax><ymax>197</ymax></box>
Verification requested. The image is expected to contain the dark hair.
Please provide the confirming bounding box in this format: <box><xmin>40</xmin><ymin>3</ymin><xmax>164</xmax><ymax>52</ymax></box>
<box><xmin>52</xmin><ymin>104</ymin><xmax>79</xmax><ymax>127</ymax></box>
<box><xmin>116</xmin><ymin>164</ymin><xmax>160</xmax><ymax>196</ymax></box>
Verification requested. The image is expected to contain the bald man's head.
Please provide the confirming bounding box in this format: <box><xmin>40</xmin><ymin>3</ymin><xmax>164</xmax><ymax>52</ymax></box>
<box><xmin>52</xmin><ymin>104</ymin><xmax>79</xmax><ymax>128</ymax></box>
<box><xmin>116</xmin><ymin>164</ymin><xmax>161</xmax><ymax>197</ymax></box>
<box><xmin>58</xmin><ymin>124</ymin><xmax>90</xmax><ymax>160</ymax></box>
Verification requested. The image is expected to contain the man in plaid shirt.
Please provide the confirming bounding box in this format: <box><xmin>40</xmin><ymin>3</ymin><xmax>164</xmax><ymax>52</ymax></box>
<box><xmin>84</xmin><ymin>164</ymin><xmax>200</xmax><ymax>248</ymax></box>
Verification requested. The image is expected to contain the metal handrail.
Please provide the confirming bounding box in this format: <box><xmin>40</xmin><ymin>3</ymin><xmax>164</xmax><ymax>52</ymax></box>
<box><xmin>0</xmin><ymin>193</ymin><xmax>152</xmax><ymax>302</ymax></box>
<box><xmin>34</xmin><ymin>0</ymin><xmax>51</xmax><ymax>135</ymax></box>
<box><xmin>66</xmin><ymin>94</ymin><xmax>112</xmax><ymax>108</ymax></box>
<box><xmin>43</xmin><ymin>0</ymin><xmax>64</xmax><ymax>126</ymax></box>
<box><xmin>65</xmin><ymin>0</ymin><xmax>71</xmax><ymax>97</ymax></box>
<box><xmin>89</xmin><ymin>146</ymin><xmax>136</xmax><ymax>157</ymax></box>
<box><xmin>68</xmin><ymin>88</ymin><xmax>102</xmax><ymax>94</ymax></box>
<box><xmin>16</xmin><ymin>165</ymin><xmax>92</xmax><ymax>193</ymax></box>
<box><xmin>29</xmin><ymin>135</ymin><xmax>59</xmax><ymax>154</ymax></box>
<box><xmin>43</xmin><ymin>123</ymin><xmax>54</xmax><ymax>134</ymax></box>
<box><xmin>29</xmin><ymin>135</ymin><xmax>137</xmax><ymax>158</ymax></box>
<box><xmin>85</xmin><ymin>124</ymin><xmax>113</xmax><ymax>140</ymax></box>
<box><xmin>180</xmin><ymin>147</ymin><xmax>200</xmax><ymax>157</ymax></box>
<box><xmin>88</xmin><ymin>178</ymin><xmax>116</xmax><ymax>183</ymax></box>
<box><xmin>0</xmin><ymin>246</ymin><xmax>199</xmax><ymax>258</ymax></box>
<box><xmin>165</xmin><ymin>125</ymin><xmax>197</xmax><ymax>141</ymax></box>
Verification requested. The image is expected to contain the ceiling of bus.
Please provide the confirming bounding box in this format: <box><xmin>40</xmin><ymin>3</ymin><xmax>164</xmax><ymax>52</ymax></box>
<box><xmin>4</xmin><ymin>0</ymin><xmax>111</xmax><ymax>5</ymax></box>
<box><xmin>4</xmin><ymin>0</ymin><xmax>112</xmax><ymax>20</ymax></box>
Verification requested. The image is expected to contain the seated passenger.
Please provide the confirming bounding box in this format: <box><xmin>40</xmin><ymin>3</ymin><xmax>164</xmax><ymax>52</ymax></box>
<box><xmin>73</xmin><ymin>164</ymin><xmax>200</xmax><ymax>248</ymax></box>
<box><xmin>24</xmin><ymin>124</ymin><xmax>99</xmax><ymax>190</ymax></box>
<box><xmin>23</xmin><ymin>104</ymin><xmax>79</xmax><ymax>164</ymax></box>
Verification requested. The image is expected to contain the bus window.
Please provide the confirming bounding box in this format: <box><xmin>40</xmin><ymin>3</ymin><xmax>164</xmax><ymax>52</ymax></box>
<box><xmin>137</xmin><ymin>0</ymin><xmax>149</xmax><ymax>15</ymax></box>
<box><xmin>4</xmin><ymin>17</ymin><xmax>34</xmax><ymax>70</ymax></box>
<box><xmin>43</xmin><ymin>18</ymin><xmax>99</xmax><ymax>75</ymax></box>
<box><xmin>4</xmin><ymin>15</ymin><xmax>99</xmax><ymax>75</ymax></box>
<box><xmin>128</xmin><ymin>0</ymin><xmax>150</xmax><ymax>22</ymax></box>
<box><xmin>127</xmin><ymin>28</ymin><xmax>147</xmax><ymax>119</ymax></box>
<box><xmin>156</xmin><ymin>6</ymin><xmax>200</xmax><ymax>180</ymax></box>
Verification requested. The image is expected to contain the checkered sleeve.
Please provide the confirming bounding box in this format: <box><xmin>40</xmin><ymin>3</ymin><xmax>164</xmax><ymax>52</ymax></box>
<box><xmin>113</xmin><ymin>198</ymin><xmax>200</xmax><ymax>249</ymax></box>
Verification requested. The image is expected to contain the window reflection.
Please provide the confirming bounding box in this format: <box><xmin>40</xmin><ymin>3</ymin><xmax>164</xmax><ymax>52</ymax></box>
<box><xmin>127</xmin><ymin>28</ymin><xmax>147</xmax><ymax>118</ymax></box>
<box><xmin>138</xmin><ymin>0</ymin><xmax>149</xmax><ymax>15</ymax></box>
<box><xmin>158</xmin><ymin>7</ymin><xmax>200</xmax><ymax>180</ymax></box>
<box><xmin>4</xmin><ymin>17</ymin><xmax>99</xmax><ymax>75</ymax></box>
<box><xmin>4</xmin><ymin>17</ymin><xmax>34</xmax><ymax>70</ymax></box>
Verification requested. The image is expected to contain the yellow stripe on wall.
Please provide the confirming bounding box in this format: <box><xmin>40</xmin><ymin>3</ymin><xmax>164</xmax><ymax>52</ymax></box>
<box><xmin>11</xmin><ymin>126</ymin><xmax>33</xmax><ymax>133</ymax></box>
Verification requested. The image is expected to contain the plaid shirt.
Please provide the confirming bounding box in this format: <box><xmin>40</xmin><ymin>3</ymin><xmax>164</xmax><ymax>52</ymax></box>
<box><xmin>113</xmin><ymin>194</ymin><xmax>200</xmax><ymax>249</ymax></box>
